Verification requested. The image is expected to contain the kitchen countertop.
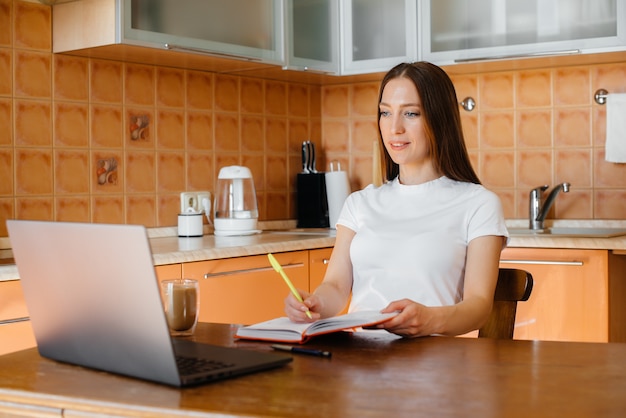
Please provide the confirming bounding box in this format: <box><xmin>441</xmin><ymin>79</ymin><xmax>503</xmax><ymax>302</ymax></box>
<box><xmin>2</xmin><ymin>219</ymin><xmax>626</xmax><ymax>282</ymax></box>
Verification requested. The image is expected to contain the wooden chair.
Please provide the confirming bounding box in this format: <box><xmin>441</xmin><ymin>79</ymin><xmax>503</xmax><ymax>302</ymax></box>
<box><xmin>478</xmin><ymin>268</ymin><xmax>533</xmax><ymax>339</ymax></box>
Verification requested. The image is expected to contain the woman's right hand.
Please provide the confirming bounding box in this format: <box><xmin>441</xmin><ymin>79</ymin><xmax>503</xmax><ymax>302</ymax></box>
<box><xmin>284</xmin><ymin>290</ymin><xmax>321</xmax><ymax>323</ymax></box>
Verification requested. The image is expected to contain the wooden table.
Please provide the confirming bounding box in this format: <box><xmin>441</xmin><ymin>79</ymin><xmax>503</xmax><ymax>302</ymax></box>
<box><xmin>1</xmin><ymin>323</ymin><xmax>626</xmax><ymax>417</ymax></box>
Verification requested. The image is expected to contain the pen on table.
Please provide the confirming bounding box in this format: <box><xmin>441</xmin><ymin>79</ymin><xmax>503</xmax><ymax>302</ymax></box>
<box><xmin>271</xmin><ymin>344</ymin><xmax>332</xmax><ymax>358</ymax></box>
<box><xmin>267</xmin><ymin>253</ymin><xmax>313</xmax><ymax>319</ymax></box>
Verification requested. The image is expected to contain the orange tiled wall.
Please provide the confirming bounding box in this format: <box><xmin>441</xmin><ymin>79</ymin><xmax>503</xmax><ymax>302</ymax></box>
<box><xmin>321</xmin><ymin>65</ymin><xmax>626</xmax><ymax>219</ymax></box>
<box><xmin>0</xmin><ymin>0</ymin><xmax>321</xmax><ymax>237</ymax></box>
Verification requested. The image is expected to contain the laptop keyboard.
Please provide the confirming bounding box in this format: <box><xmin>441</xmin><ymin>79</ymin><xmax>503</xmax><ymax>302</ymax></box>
<box><xmin>176</xmin><ymin>355</ymin><xmax>235</xmax><ymax>376</ymax></box>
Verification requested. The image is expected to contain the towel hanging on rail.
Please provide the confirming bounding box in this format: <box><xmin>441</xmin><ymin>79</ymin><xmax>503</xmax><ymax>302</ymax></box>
<box><xmin>605</xmin><ymin>93</ymin><xmax>626</xmax><ymax>163</ymax></box>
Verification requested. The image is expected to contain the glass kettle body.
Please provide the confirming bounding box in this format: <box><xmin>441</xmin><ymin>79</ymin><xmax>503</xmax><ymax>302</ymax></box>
<box><xmin>213</xmin><ymin>166</ymin><xmax>259</xmax><ymax>235</ymax></box>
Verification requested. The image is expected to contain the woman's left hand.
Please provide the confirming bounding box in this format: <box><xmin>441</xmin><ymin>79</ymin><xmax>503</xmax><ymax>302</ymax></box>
<box><xmin>374</xmin><ymin>299</ymin><xmax>441</xmax><ymax>338</ymax></box>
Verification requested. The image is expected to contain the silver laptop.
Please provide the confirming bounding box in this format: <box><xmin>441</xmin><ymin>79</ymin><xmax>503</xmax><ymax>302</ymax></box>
<box><xmin>7</xmin><ymin>220</ymin><xmax>291</xmax><ymax>387</ymax></box>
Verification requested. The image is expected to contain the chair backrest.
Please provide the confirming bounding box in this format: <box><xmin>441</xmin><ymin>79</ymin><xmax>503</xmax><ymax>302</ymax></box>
<box><xmin>478</xmin><ymin>268</ymin><xmax>533</xmax><ymax>339</ymax></box>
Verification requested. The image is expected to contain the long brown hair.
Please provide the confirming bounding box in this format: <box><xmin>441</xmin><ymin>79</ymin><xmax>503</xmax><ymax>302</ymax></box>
<box><xmin>377</xmin><ymin>62</ymin><xmax>480</xmax><ymax>184</ymax></box>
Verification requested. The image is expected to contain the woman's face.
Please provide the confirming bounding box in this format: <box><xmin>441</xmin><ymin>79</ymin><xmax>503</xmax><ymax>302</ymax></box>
<box><xmin>379</xmin><ymin>77</ymin><xmax>430</xmax><ymax>170</ymax></box>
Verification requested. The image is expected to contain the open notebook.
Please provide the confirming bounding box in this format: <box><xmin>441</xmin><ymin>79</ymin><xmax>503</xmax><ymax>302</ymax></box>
<box><xmin>7</xmin><ymin>220</ymin><xmax>291</xmax><ymax>387</ymax></box>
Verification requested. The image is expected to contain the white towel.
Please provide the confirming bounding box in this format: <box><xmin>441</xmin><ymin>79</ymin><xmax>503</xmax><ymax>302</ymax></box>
<box><xmin>605</xmin><ymin>93</ymin><xmax>626</xmax><ymax>163</ymax></box>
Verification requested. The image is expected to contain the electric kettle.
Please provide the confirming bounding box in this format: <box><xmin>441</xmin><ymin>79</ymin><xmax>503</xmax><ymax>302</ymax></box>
<box><xmin>213</xmin><ymin>166</ymin><xmax>259</xmax><ymax>236</ymax></box>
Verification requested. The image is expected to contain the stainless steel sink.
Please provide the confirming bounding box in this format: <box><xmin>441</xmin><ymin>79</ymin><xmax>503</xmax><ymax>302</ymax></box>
<box><xmin>508</xmin><ymin>227</ymin><xmax>626</xmax><ymax>238</ymax></box>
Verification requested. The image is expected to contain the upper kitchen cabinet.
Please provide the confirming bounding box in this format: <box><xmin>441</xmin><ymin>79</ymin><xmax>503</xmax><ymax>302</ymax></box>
<box><xmin>341</xmin><ymin>0</ymin><xmax>418</xmax><ymax>75</ymax></box>
<box><xmin>422</xmin><ymin>0</ymin><xmax>626</xmax><ymax>65</ymax></box>
<box><xmin>286</xmin><ymin>0</ymin><xmax>340</xmax><ymax>73</ymax></box>
<box><xmin>53</xmin><ymin>0</ymin><xmax>285</xmax><ymax>66</ymax></box>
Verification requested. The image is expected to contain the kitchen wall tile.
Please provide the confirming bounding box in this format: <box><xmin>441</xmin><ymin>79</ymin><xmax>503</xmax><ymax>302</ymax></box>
<box><xmin>54</xmin><ymin>149</ymin><xmax>89</xmax><ymax>194</ymax></box>
<box><xmin>90</xmin><ymin>60</ymin><xmax>122</xmax><ymax>104</ymax></box>
<box><xmin>480</xmin><ymin>111</ymin><xmax>514</xmax><ymax>148</ymax></box>
<box><xmin>265</xmin><ymin>80</ymin><xmax>287</xmax><ymax>116</ymax></box>
<box><xmin>92</xmin><ymin>151</ymin><xmax>122</xmax><ymax>193</ymax></box>
<box><xmin>125</xmin><ymin>108</ymin><xmax>154</xmax><ymax>147</ymax></box>
<box><xmin>351</xmin><ymin>119</ymin><xmax>378</xmax><ymax>154</ymax></box>
<box><xmin>592</xmin><ymin>62</ymin><xmax>626</xmax><ymax>95</ymax></box>
<box><xmin>555</xmin><ymin>148</ymin><xmax>592</xmax><ymax>188</ymax></box>
<box><xmin>214</xmin><ymin>154</ymin><xmax>239</xmax><ymax>174</ymax></box>
<box><xmin>186</xmin><ymin>152</ymin><xmax>213</xmax><ymax>191</ymax></box>
<box><xmin>288</xmin><ymin>119</ymin><xmax>309</xmax><ymax>154</ymax></box>
<box><xmin>322</xmin><ymin>120</ymin><xmax>349</xmax><ymax>153</ymax></box>
<box><xmin>215</xmin><ymin>74</ymin><xmax>239</xmax><ymax>113</ymax></box>
<box><xmin>480</xmin><ymin>72</ymin><xmax>514</xmax><ymax>110</ymax></box>
<box><xmin>0</xmin><ymin>147</ymin><xmax>12</xmax><ymax>195</ymax></box>
<box><xmin>517</xmin><ymin>150</ymin><xmax>552</xmax><ymax>189</ymax></box>
<box><xmin>595</xmin><ymin>190</ymin><xmax>626</xmax><ymax>218</ymax></box>
<box><xmin>157</xmin><ymin>151</ymin><xmax>185</xmax><ymax>193</ymax></box>
<box><xmin>0</xmin><ymin>198</ymin><xmax>12</xmax><ymax>236</ymax></box>
<box><xmin>91</xmin><ymin>195</ymin><xmax>124</xmax><ymax>224</ymax></box>
<box><xmin>156</xmin><ymin>109</ymin><xmax>185</xmax><ymax>150</ymax></box>
<box><xmin>265</xmin><ymin>191</ymin><xmax>288</xmax><ymax>220</ymax></box>
<box><xmin>126</xmin><ymin>194</ymin><xmax>156</xmax><ymax>227</ymax></box>
<box><xmin>288</xmin><ymin>83</ymin><xmax>308</xmax><ymax>118</ymax></box>
<box><xmin>240</xmin><ymin>115</ymin><xmax>264</xmax><ymax>153</ymax></box>
<box><xmin>15</xmin><ymin>147</ymin><xmax>52</xmax><ymax>195</ymax></box>
<box><xmin>480</xmin><ymin>151</ymin><xmax>515</xmax><ymax>188</ymax></box>
<box><xmin>53</xmin><ymin>55</ymin><xmax>88</xmax><ymax>101</ymax></box>
<box><xmin>14</xmin><ymin>1</ymin><xmax>50</xmax><ymax>51</ymax></box>
<box><xmin>350</xmin><ymin>154</ymin><xmax>372</xmax><ymax>190</ymax></box>
<box><xmin>288</xmin><ymin>155</ymin><xmax>301</xmax><ymax>190</ymax></box>
<box><xmin>125</xmin><ymin>63</ymin><xmax>155</xmax><ymax>107</ymax></box>
<box><xmin>255</xmin><ymin>191</ymin><xmax>266</xmax><ymax>221</ymax></box>
<box><xmin>125</xmin><ymin>151</ymin><xmax>155</xmax><ymax>193</ymax></box>
<box><xmin>516</xmin><ymin>110</ymin><xmax>552</xmax><ymax>148</ymax></box>
<box><xmin>322</xmin><ymin>85</ymin><xmax>349</xmax><ymax>118</ymax></box>
<box><xmin>494</xmin><ymin>189</ymin><xmax>515</xmax><ymax>219</ymax></box>
<box><xmin>54</xmin><ymin>102</ymin><xmax>88</xmax><ymax>148</ymax></box>
<box><xmin>14</xmin><ymin>99</ymin><xmax>50</xmax><ymax>146</ymax></box>
<box><xmin>460</xmin><ymin>112</ymin><xmax>478</xmax><ymax>150</ymax></box>
<box><xmin>265</xmin><ymin>117</ymin><xmax>287</xmax><ymax>153</ymax></box>
<box><xmin>555</xmin><ymin>189</ymin><xmax>592</xmax><ymax>219</ymax></box>
<box><xmin>515</xmin><ymin>189</ymin><xmax>531</xmax><ymax>220</ymax></box>
<box><xmin>157</xmin><ymin>194</ymin><xmax>179</xmax><ymax>227</ymax></box>
<box><xmin>241</xmin><ymin>78</ymin><xmax>264</xmax><ymax>114</ymax></box>
<box><xmin>554</xmin><ymin>67</ymin><xmax>590</xmax><ymax>106</ymax></box>
<box><xmin>16</xmin><ymin>197</ymin><xmax>52</xmax><ymax>221</ymax></box>
<box><xmin>186</xmin><ymin>111</ymin><xmax>213</xmax><ymax>151</ymax></box>
<box><xmin>0</xmin><ymin>97</ymin><xmax>11</xmax><ymax>145</ymax></box>
<box><xmin>592</xmin><ymin>105</ymin><xmax>606</xmax><ymax>147</ymax></box>
<box><xmin>55</xmin><ymin>196</ymin><xmax>89</xmax><ymax>222</ymax></box>
<box><xmin>90</xmin><ymin>104</ymin><xmax>123</xmax><ymax>149</ymax></box>
<box><xmin>156</xmin><ymin>67</ymin><xmax>184</xmax><ymax>108</ymax></box>
<box><xmin>516</xmin><ymin>69</ymin><xmax>551</xmax><ymax>108</ymax></box>
<box><xmin>0</xmin><ymin>0</ymin><xmax>11</xmax><ymax>47</ymax></box>
<box><xmin>186</xmin><ymin>70</ymin><xmax>213</xmax><ymax>110</ymax></box>
<box><xmin>0</xmin><ymin>48</ymin><xmax>11</xmax><ymax>95</ymax></box>
<box><xmin>594</xmin><ymin>148</ymin><xmax>626</xmax><ymax>188</ymax></box>
<box><xmin>554</xmin><ymin>107</ymin><xmax>591</xmax><ymax>147</ymax></box>
<box><xmin>14</xmin><ymin>50</ymin><xmax>50</xmax><ymax>98</ymax></box>
<box><xmin>310</xmin><ymin>86</ymin><xmax>321</xmax><ymax>118</ymax></box>
<box><xmin>242</xmin><ymin>154</ymin><xmax>264</xmax><ymax>192</ymax></box>
<box><xmin>450</xmin><ymin>74</ymin><xmax>478</xmax><ymax>111</ymax></box>
<box><xmin>214</xmin><ymin>113</ymin><xmax>239</xmax><ymax>153</ymax></box>
<box><xmin>266</xmin><ymin>155</ymin><xmax>287</xmax><ymax>191</ymax></box>
<box><xmin>351</xmin><ymin>82</ymin><xmax>378</xmax><ymax>117</ymax></box>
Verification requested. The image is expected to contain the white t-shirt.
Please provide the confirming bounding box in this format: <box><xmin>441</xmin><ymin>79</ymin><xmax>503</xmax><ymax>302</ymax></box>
<box><xmin>337</xmin><ymin>176</ymin><xmax>508</xmax><ymax>312</ymax></box>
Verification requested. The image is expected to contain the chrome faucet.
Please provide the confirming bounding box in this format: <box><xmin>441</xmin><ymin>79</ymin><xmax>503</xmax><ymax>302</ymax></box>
<box><xmin>529</xmin><ymin>183</ymin><xmax>571</xmax><ymax>230</ymax></box>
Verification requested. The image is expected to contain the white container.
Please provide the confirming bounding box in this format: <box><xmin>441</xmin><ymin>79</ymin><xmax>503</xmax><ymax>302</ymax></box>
<box><xmin>177</xmin><ymin>212</ymin><xmax>203</xmax><ymax>237</ymax></box>
<box><xmin>325</xmin><ymin>162</ymin><xmax>350</xmax><ymax>229</ymax></box>
<box><xmin>213</xmin><ymin>166</ymin><xmax>259</xmax><ymax>236</ymax></box>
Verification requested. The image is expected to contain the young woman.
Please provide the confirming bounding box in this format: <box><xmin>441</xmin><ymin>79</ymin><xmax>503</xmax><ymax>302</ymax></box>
<box><xmin>285</xmin><ymin>62</ymin><xmax>508</xmax><ymax>338</ymax></box>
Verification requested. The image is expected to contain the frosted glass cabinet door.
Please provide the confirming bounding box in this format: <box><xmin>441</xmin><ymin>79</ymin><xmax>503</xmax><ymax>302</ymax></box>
<box><xmin>341</xmin><ymin>0</ymin><xmax>418</xmax><ymax>75</ymax></box>
<box><xmin>423</xmin><ymin>0</ymin><xmax>626</xmax><ymax>65</ymax></box>
<box><xmin>287</xmin><ymin>0</ymin><xmax>340</xmax><ymax>73</ymax></box>
<box><xmin>125</xmin><ymin>0</ymin><xmax>285</xmax><ymax>64</ymax></box>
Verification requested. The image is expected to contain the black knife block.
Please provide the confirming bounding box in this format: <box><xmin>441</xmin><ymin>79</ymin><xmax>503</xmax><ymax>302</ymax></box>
<box><xmin>296</xmin><ymin>173</ymin><xmax>330</xmax><ymax>228</ymax></box>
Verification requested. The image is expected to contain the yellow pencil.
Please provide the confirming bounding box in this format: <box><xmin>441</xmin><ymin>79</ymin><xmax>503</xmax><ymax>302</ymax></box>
<box><xmin>267</xmin><ymin>253</ymin><xmax>313</xmax><ymax>319</ymax></box>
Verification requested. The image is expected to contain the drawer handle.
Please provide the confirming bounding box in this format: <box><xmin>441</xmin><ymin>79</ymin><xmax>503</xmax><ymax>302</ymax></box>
<box><xmin>323</xmin><ymin>259</ymin><xmax>330</xmax><ymax>265</ymax></box>
<box><xmin>203</xmin><ymin>263</ymin><xmax>305</xmax><ymax>279</ymax></box>
<box><xmin>500</xmin><ymin>259</ymin><xmax>584</xmax><ymax>266</ymax></box>
<box><xmin>0</xmin><ymin>316</ymin><xmax>30</xmax><ymax>325</ymax></box>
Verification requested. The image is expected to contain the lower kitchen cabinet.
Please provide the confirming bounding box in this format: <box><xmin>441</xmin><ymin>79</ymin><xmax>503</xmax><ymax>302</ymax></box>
<box><xmin>0</xmin><ymin>280</ymin><xmax>35</xmax><ymax>355</ymax></box>
<box><xmin>182</xmin><ymin>251</ymin><xmax>309</xmax><ymax>325</ymax></box>
<box><xmin>309</xmin><ymin>247</ymin><xmax>333</xmax><ymax>291</ymax></box>
<box><xmin>500</xmin><ymin>247</ymin><xmax>626</xmax><ymax>343</ymax></box>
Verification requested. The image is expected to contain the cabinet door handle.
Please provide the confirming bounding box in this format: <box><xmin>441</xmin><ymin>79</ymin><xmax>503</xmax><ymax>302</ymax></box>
<box><xmin>454</xmin><ymin>49</ymin><xmax>580</xmax><ymax>63</ymax></box>
<box><xmin>164</xmin><ymin>43</ymin><xmax>261</xmax><ymax>62</ymax></box>
<box><xmin>322</xmin><ymin>259</ymin><xmax>330</xmax><ymax>265</ymax></box>
<box><xmin>203</xmin><ymin>263</ymin><xmax>305</xmax><ymax>279</ymax></box>
<box><xmin>0</xmin><ymin>316</ymin><xmax>30</xmax><ymax>325</ymax></box>
<box><xmin>500</xmin><ymin>259</ymin><xmax>584</xmax><ymax>266</ymax></box>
